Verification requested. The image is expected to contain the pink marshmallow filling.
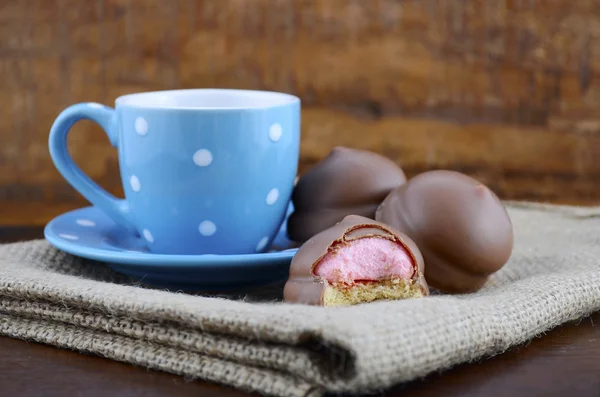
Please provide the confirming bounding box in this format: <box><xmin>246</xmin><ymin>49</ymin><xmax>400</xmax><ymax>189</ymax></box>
<box><xmin>313</xmin><ymin>237</ymin><xmax>414</xmax><ymax>284</ymax></box>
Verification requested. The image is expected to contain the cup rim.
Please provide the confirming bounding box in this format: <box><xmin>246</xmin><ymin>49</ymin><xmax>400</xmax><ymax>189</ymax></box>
<box><xmin>115</xmin><ymin>88</ymin><xmax>300</xmax><ymax>111</ymax></box>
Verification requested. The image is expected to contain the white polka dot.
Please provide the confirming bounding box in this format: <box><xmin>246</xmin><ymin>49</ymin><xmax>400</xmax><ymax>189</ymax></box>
<box><xmin>269</xmin><ymin>123</ymin><xmax>282</xmax><ymax>142</ymax></box>
<box><xmin>129</xmin><ymin>175</ymin><xmax>141</xmax><ymax>192</ymax></box>
<box><xmin>193</xmin><ymin>149</ymin><xmax>213</xmax><ymax>167</ymax></box>
<box><xmin>266</xmin><ymin>188</ymin><xmax>279</xmax><ymax>205</ymax></box>
<box><xmin>198</xmin><ymin>220</ymin><xmax>216</xmax><ymax>236</ymax></box>
<box><xmin>59</xmin><ymin>233</ymin><xmax>79</xmax><ymax>240</ymax></box>
<box><xmin>142</xmin><ymin>229</ymin><xmax>154</xmax><ymax>243</ymax></box>
<box><xmin>87</xmin><ymin>102</ymin><xmax>104</xmax><ymax>109</ymax></box>
<box><xmin>76</xmin><ymin>219</ymin><xmax>96</xmax><ymax>227</ymax></box>
<box><xmin>135</xmin><ymin>117</ymin><xmax>148</xmax><ymax>136</ymax></box>
<box><xmin>256</xmin><ymin>237</ymin><xmax>269</xmax><ymax>252</ymax></box>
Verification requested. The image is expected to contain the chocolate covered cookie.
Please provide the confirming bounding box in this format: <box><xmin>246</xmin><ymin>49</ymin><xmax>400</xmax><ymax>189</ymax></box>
<box><xmin>287</xmin><ymin>147</ymin><xmax>406</xmax><ymax>242</ymax></box>
<box><xmin>376</xmin><ymin>170</ymin><xmax>513</xmax><ymax>293</ymax></box>
<box><xmin>284</xmin><ymin>215</ymin><xmax>429</xmax><ymax>306</ymax></box>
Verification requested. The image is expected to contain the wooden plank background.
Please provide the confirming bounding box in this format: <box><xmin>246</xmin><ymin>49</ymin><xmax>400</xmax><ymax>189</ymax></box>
<box><xmin>2</xmin><ymin>0</ymin><xmax>600</xmax><ymax>225</ymax></box>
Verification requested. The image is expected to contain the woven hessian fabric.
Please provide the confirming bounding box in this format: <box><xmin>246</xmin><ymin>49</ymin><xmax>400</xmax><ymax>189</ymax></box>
<box><xmin>1</xmin><ymin>202</ymin><xmax>599</xmax><ymax>396</ymax></box>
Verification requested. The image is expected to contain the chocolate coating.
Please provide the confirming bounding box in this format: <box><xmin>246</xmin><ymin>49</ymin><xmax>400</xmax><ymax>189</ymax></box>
<box><xmin>375</xmin><ymin>170</ymin><xmax>514</xmax><ymax>294</ymax></box>
<box><xmin>287</xmin><ymin>147</ymin><xmax>406</xmax><ymax>242</ymax></box>
<box><xmin>283</xmin><ymin>215</ymin><xmax>429</xmax><ymax>306</ymax></box>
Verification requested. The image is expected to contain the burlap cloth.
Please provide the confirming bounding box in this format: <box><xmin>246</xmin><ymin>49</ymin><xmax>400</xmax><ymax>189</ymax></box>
<box><xmin>1</xmin><ymin>202</ymin><xmax>600</xmax><ymax>396</ymax></box>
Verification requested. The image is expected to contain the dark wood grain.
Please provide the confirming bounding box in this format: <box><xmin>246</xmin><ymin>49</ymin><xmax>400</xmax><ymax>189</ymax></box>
<box><xmin>3</xmin><ymin>0</ymin><xmax>600</xmax><ymax>227</ymax></box>
<box><xmin>1</xmin><ymin>226</ymin><xmax>599</xmax><ymax>397</ymax></box>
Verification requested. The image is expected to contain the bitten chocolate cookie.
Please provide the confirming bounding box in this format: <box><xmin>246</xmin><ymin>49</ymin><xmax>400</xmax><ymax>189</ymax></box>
<box><xmin>283</xmin><ymin>215</ymin><xmax>429</xmax><ymax>306</ymax></box>
<box><xmin>287</xmin><ymin>147</ymin><xmax>406</xmax><ymax>242</ymax></box>
<box><xmin>376</xmin><ymin>170</ymin><xmax>514</xmax><ymax>294</ymax></box>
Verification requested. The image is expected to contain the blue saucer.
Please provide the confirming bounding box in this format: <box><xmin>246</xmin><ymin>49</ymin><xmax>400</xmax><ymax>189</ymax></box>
<box><xmin>44</xmin><ymin>205</ymin><xmax>299</xmax><ymax>290</ymax></box>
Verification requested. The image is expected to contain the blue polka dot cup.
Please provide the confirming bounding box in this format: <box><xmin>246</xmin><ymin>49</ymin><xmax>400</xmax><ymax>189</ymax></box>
<box><xmin>49</xmin><ymin>89</ymin><xmax>301</xmax><ymax>255</ymax></box>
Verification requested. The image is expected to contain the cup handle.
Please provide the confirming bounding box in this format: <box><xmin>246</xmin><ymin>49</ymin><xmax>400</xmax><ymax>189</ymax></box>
<box><xmin>48</xmin><ymin>103</ymin><xmax>136</xmax><ymax>235</ymax></box>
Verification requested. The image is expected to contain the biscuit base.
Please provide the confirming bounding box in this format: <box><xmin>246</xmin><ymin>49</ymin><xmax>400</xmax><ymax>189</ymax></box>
<box><xmin>322</xmin><ymin>278</ymin><xmax>425</xmax><ymax>307</ymax></box>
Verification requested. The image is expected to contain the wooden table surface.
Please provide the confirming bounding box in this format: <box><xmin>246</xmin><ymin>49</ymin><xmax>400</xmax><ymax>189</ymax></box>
<box><xmin>1</xmin><ymin>226</ymin><xmax>599</xmax><ymax>397</ymax></box>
